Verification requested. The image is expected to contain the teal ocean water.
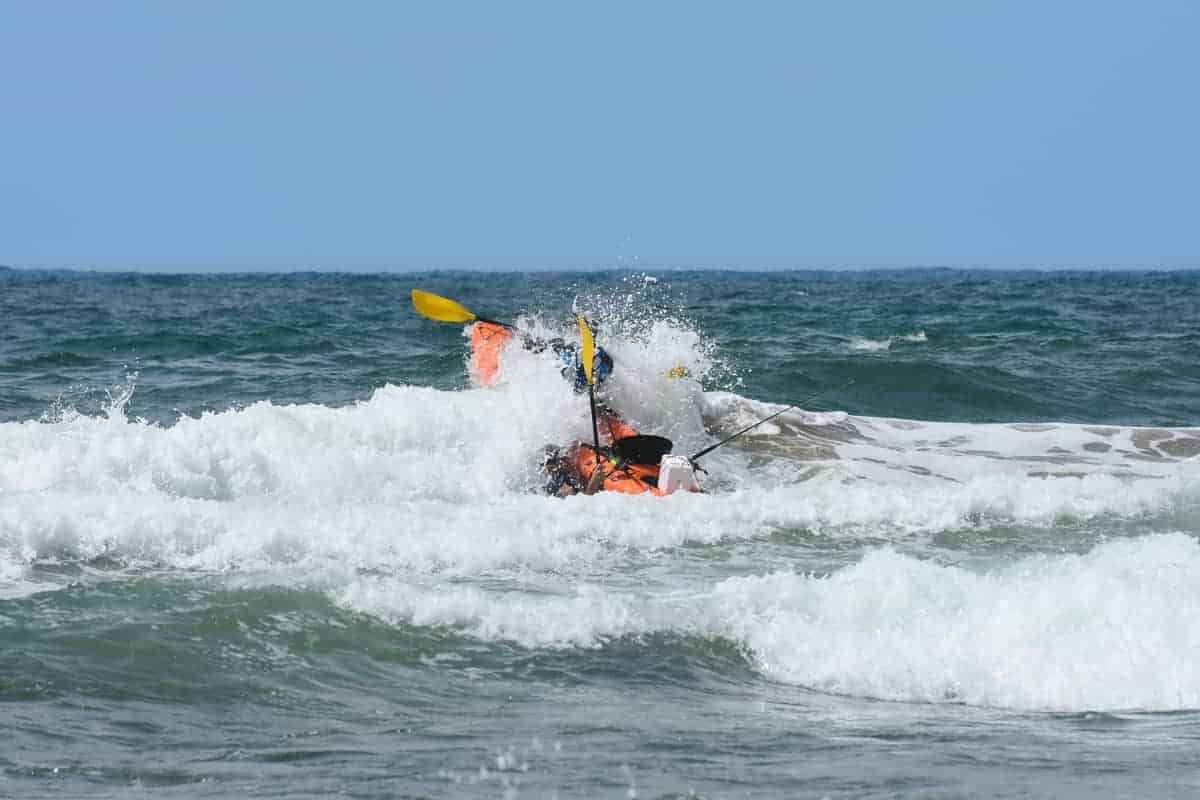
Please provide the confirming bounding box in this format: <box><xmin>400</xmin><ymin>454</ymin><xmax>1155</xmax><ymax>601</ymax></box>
<box><xmin>2</xmin><ymin>266</ymin><xmax>1200</xmax><ymax>798</ymax></box>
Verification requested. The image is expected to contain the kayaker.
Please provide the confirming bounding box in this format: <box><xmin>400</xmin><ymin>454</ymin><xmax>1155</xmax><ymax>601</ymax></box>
<box><xmin>559</xmin><ymin>342</ymin><xmax>613</xmax><ymax>394</ymax></box>
<box><xmin>521</xmin><ymin>335</ymin><xmax>614</xmax><ymax>394</ymax></box>
<box><xmin>541</xmin><ymin>445</ymin><xmax>585</xmax><ymax>496</ymax></box>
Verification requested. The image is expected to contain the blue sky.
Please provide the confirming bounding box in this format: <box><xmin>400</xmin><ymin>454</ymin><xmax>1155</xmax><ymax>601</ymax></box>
<box><xmin>2</xmin><ymin>1</ymin><xmax>1197</xmax><ymax>269</ymax></box>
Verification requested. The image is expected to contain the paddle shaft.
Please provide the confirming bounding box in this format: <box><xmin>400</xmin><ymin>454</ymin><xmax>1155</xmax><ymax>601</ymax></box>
<box><xmin>588</xmin><ymin>385</ymin><xmax>601</xmax><ymax>453</ymax></box>
<box><xmin>582</xmin><ymin>445</ymin><xmax>606</xmax><ymax>495</ymax></box>
<box><xmin>475</xmin><ymin>316</ymin><xmax>514</xmax><ymax>329</ymax></box>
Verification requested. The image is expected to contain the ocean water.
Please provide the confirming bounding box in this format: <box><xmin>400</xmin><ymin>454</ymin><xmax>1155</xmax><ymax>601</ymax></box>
<box><xmin>2</xmin><ymin>266</ymin><xmax>1199</xmax><ymax>798</ymax></box>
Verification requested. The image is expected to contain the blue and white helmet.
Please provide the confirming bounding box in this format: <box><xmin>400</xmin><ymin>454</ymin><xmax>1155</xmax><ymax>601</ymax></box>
<box><xmin>561</xmin><ymin>345</ymin><xmax>613</xmax><ymax>393</ymax></box>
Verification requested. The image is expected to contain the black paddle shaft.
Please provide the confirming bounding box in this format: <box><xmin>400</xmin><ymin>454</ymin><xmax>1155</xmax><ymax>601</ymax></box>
<box><xmin>688</xmin><ymin>405</ymin><xmax>797</xmax><ymax>462</ymax></box>
<box><xmin>689</xmin><ymin>378</ymin><xmax>855</xmax><ymax>462</ymax></box>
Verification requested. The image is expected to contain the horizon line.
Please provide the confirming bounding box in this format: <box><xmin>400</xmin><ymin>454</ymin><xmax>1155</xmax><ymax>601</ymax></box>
<box><xmin>4</xmin><ymin>261</ymin><xmax>1198</xmax><ymax>277</ymax></box>
<box><xmin>4</xmin><ymin>256</ymin><xmax>1199</xmax><ymax>275</ymax></box>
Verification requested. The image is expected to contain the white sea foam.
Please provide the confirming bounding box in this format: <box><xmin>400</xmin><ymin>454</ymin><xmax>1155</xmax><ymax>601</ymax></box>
<box><xmin>849</xmin><ymin>336</ymin><xmax>892</xmax><ymax>352</ymax></box>
<box><xmin>337</xmin><ymin>578</ymin><xmax>658</xmax><ymax>649</ymax></box>
<box><xmin>707</xmin><ymin>533</ymin><xmax>1200</xmax><ymax>711</ymax></box>
<box><xmin>4</xmin><ymin>380</ymin><xmax>1194</xmax><ymax>577</ymax></box>
<box><xmin>849</xmin><ymin>330</ymin><xmax>928</xmax><ymax>352</ymax></box>
<box><xmin>2</xmin><ymin>329</ymin><xmax>1197</xmax><ymax>574</ymax></box>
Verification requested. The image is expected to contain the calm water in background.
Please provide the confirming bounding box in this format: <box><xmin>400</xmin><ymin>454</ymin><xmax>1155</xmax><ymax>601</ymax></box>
<box><xmin>2</xmin><ymin>266</ymin><xmax>1199</xmax><ymax>798</ymax></box>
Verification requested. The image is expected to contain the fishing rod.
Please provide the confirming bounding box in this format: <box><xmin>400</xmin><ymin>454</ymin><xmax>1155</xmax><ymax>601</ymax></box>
<box><xmin>689</xmin><ymin>378</ymin><xmax>856</xmax><ymax>463</ymax></box>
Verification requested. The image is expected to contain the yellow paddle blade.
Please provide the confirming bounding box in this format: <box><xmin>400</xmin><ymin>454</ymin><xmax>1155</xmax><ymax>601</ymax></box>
<box><xmin>577</xmin><ymin>316</ymin><xmax>596</xmax><ymax>386</ymax></box>
<box><xmin>411</xmin><ymin>289</ymin><xmax>479</xmax><ymax>324</ymax></box>
<box><xmin>668</xmin><ymin>365</ymin><xmax>690</xmax><ymax>379</ymax></box>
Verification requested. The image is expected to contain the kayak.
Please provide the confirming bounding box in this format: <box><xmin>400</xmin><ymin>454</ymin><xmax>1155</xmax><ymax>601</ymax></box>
<box><xmin>553</xmin><ymin>414</ymin><xmax>701</xmax><ymax>497</ymax></box>
<box><xmin>570</xmin><ymin>442</ymin><xmax>662</xmax><ymax>495</ymax></box>
<box><xmin>471</xmin><ymin>321</ymin><xmax>513</xmax><ymax>386</ymax></box>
